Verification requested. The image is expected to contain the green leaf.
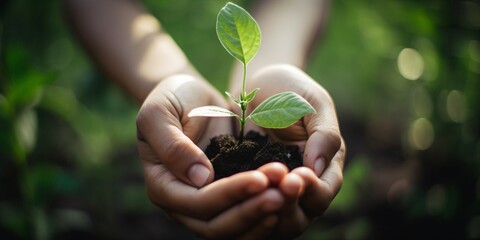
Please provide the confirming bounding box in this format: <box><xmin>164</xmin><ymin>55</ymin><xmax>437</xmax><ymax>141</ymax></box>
<box><xmin>188</xmin><ymin>106</ymin><xmax>239</xmax><ymax>118</ymax></box>
<box><xmin>216</xmin><ymin>2</ymin><xmax>261</xmax><ymax>65</ymax></box>
<box><xmin>249</xmin><ymin>92</ymin><xmax>316</xmax><ymax>128</ymax></box>
<box><xmin>244</xmin><ymin>88</ymin><xmax>260</xmax><ymax>103</ymax></box>
<box><xmin>225</xmin><ymin>91</ymin><xmax>240</xmax><ymax>105</ymax></box>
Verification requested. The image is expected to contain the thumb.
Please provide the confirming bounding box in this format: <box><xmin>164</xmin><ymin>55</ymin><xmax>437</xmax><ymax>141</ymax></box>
<box><xmin>303</xmin><ymin>130</ymin><xmax>342</xmax><ymax>177</ymax></box>
<box><xmin>136</xmin><ymin>77</ymin><xmax>215</xmax><ymax>188</ymax></box>
<box><xmin>137</xmin><ymin>113</ymin><xmax>214</xmax><ymax>188</ymax></box>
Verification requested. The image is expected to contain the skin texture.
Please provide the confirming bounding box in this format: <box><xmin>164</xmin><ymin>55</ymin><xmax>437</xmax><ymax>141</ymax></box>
<box><xmin>247</xmin><ymin>65</ymin><xmax>345</xmax><ymax>238</ymax></box>
<box><xmin>136</xmin><ymin>75</ymin><xmax>287</xmax><ymax>238</ymax></box>
<box><xmin>63</xmin><ymin>0</ymin><xmax>344</xmax><ymax>239</ymax></box>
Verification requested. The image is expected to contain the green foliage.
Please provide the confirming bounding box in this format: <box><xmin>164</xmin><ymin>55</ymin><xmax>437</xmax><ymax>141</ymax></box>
<box><xmin>189</xmin><ymin>2</ymin><xmax>316</xmax><ymax>137</ymax></box>
<box><xmin>249</xmin><ymin>92</ymin><xmax>316</xmax><ymax>128</ymax></box>
<box><xmin>188</xmin><ymin>105</ymin><xmax>238</xmax><ymax>118</ymax></box>
<box><xmin>243</xmin><ymin>87</ymin><xmax>259</xmax><ymax>103</ymax></box>
<box><xmin>1</xmin><ymin>0</ymin><xmax>479</xmax><ymax>239</ymax></box>
<box><xmin>1</xmin><ymin>0</ymin><xmax>141</xmax><ymax>239</ymax></box>
<box><xmin>216</xmin><ymin>2</ymin><xmax>260</xmax><ymax>65</ymax></box>
<box><xmin>225</xmin><ymin>91</ymin><xmax>241</xmax><ymax>104</ymax></box>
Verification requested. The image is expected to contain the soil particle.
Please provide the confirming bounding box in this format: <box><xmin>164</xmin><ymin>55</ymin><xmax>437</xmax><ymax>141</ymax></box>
<box><xmin>205</xmin><ymin>131</ymin><xmax>303</xmax><ymax>180</ymax></box>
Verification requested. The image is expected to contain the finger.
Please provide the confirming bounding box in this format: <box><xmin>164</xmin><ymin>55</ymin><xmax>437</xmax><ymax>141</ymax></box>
<box><xmin>237</xmin><ymin>215</ymin><xmax>278</xmax><ymax>240</ymax></box>
<box><xmin>303</xmin><ymin>129</ymin><xmax>342</xmax><ymax>177</ymax></box>
<box><xmin>278</xmin><ymin>173</ymin><xmax>304</xmax><ymax>202</ymax></box>
<box><xmin>257</xmin><ymin>162</ymin><xmax>289</xmax><ymax>186</ymax></box>
<box><xmin>257</xmin><ymin>166</ymin><xmax>311</xmax><ymax>239</ymax></box>
<box><xmin>292</xmin><ymin>148</ymin><xmax>344</xmax><ymax>218</ymax></box>
<box><xmin>285</xmin><ymin>69</ymin><xmax>342</xmax><ymax>177</ymax></box>
<box><xmin>257</xmin><ymin>164</ymin><xmax>311</xmax><ymax>239</ymax></box>
<box><xmin>144</xmin><ymin>163</ymin><xmax>270</xmax><ymax>219</ymax></box>
<box><xmin>137</xmin><ymin>123</ymin><xmax>213</xmax><ymax>188</ymax></box>
<box><xmin>274</xmin><ymin>204</ymin><xmax>310</xmax><ymax>240</ymax></box>
<box><xmin>169</xmin><ymin>189</ymin><xmax>285</xmax><ymax>240</ymax></box>
<box><xmin>272</xmin><ymin>173</ymin><xmax>311</xmax><ymax>239</ymax></box>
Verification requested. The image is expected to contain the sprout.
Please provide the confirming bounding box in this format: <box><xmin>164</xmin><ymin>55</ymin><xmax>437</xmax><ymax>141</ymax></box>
<box><xmin>188</xmin><ymin>2</ymin><xmax>315</xmax><ymax>140</ymax></box>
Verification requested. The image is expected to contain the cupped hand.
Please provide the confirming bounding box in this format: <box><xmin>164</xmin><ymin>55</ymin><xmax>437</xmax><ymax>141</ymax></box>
<box><xmin>137</xmin><ymin>74</ymin><xmax>285</xmax><ymax>239</ymax></box>
<box><xmin>137</xmin><ymin>74</ymin><xmax>231</xmax><ymax>187</ymax></box>
<box><xmin>243</xmin><ymin>64</ymin><xmax>346</xmax><ymax>239</ymax></box>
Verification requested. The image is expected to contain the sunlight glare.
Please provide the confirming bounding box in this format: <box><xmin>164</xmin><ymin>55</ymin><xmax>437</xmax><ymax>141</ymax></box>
<box><xmin>447</xmin><ymin>90</ymin><xmax>468</xmax><ymax>123</ymax></box>
<box><xmin>398</xmin><ymin>48</ymin><xmax>424</xmax><ymax>80</ymax></box>
<box><xmin>409</xmin><ymin>117</ymin><xmax>434</xmax><ymax>150</ymax></box>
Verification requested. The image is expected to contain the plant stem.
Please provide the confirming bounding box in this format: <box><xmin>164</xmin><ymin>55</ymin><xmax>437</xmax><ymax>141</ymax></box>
<box><xmin>239</xmin><ymin>63</ymin><xmax>247</xmax><ymax>141</ymax></box>
<box><xmin>239</xmin><ymin>102</ymin><xmax>246</xmax><ymax>141</ymax></box>
<box><xmin>242</xmin><ymin>63</ymin><xmax>247</xmax><ymax>99</ymax></box>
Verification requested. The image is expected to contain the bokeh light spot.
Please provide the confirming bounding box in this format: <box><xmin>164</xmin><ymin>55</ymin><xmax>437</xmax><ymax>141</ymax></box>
<box><xmin>409</xmin><ymin>118</ymin><xmax>434</xmax><ymax>150</ymax></box>
<box><xmin>447</xmin><ymin>90</ymin><xmax>468</xmax><ymax>123</ymax></box>
<box><xmin>397</xmin><ymin>48</ymin><xmax>424</xmax><ymax>80</ymax></box>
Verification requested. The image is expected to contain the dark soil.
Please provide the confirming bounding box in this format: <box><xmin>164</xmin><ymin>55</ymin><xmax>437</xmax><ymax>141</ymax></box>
<box><xmin>204</xmin><ymin>131</ymin><xmax>303</xmax><ymax>180</ymax></box>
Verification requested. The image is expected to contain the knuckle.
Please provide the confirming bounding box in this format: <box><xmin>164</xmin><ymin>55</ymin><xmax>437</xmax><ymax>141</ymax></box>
<box><xmin>321</xmin><ymin>128</ymin><xmax>342</xmax><ymax>153</ymax></box>
<box><xmin>162</xmin><ymin>137</ymin><xmax>189</xmax><ymax>162</ymax></box>
<box><xmin>137</xmin><ymin>141</ymin><xmax>160</xmax><ymax>164</ymax></box>
<box><xmin>135</xmin><ymin>112</ymin><xmax>147</xmax><ymax>141</ymax></box>
<box><xmin>324</xmin><ymin>169</ymin><xmax>343</xmax><ymax>198</ymax></box>
<box><xmin>136</xmin><ymin>101</ymin><xmax>158</xmax><ymax>140</ymax></box>
<box><xmin>331</xmin><ymin>171</ymin><xmax>344</xmax><ymax>195</ymax></box>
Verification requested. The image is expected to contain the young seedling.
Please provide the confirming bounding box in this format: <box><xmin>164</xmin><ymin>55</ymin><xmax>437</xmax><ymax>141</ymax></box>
<box><xmin>188</xmin><ymin>2</ymin><xmax>316</xmax><ymax>141</ymax></box>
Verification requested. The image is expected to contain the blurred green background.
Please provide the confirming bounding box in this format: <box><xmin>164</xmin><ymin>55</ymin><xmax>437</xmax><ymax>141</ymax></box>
<box><xmin>1</xmin><ymin>0</ymin><xmax>479</xmax><ymax>239</ymax></box>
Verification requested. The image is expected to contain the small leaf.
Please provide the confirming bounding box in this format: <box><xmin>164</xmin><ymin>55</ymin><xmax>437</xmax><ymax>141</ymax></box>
<box><xmin>244</xmin><ymin>88</ymin><xmax>260</xmax><ymax>103</ymax></box>
<box><xmin>216</xmin><ymin>2</ymin><xmax>261</xmax><ymax>65</ymax></box>
<box><xmin>249</xmin><ymin>92</ymin><xmax>316</xmax><ymax>128</ymax></box>
<box><xmin>188</xmin><ymin>106</ymin><xmax>239</xmax><ymax>118</ymax></box>
<box><xmin>225</xmin><ymin>91</ymin><xmax>240</xmax><ymax>105</ymax></box>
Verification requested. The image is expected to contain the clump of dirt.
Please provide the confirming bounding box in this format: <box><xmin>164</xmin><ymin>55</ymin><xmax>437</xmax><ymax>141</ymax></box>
<box><xmin>204</xmin><ymin>131</ymin><xmax>303</xmax><ymax>180</ymax></box>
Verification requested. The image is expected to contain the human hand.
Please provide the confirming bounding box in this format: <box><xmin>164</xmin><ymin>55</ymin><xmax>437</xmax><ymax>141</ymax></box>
<box><xmin>136</xmin><ymin>74</ymin><xmax>287</xmax><ymax>239</ymax></box>
<box><xmin>243</xmin><ymin>64</ymin><xmax>346</xmax><ymax>239</ymax></box>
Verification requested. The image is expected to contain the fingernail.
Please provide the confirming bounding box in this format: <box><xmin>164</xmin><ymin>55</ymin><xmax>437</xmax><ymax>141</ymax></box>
<box><xmin>246</xmin><ymin>172</ymin><xmax>267</xmax><ymax>194</ymax></box>
<box><xmin>314</xmin><ymin>158</ymin><xmax>326</xmax><ymax>177</ymax></box>
<box><xmin>188</xmin><ymin>164</ymin><xmax>210</xmax><ymax>187</ymax></box>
